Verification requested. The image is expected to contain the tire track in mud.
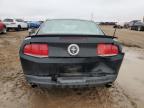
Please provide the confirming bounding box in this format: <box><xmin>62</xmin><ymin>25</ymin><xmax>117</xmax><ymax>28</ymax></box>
<box><xmin>62</xmin><ymin>88</ymin><xmax>105</xmax><ymax>108</ymax></box>
<box><xmin>30</xmin><ymin>87</ymin><xmax>113</xmax><ymax>108</ymax></box>
<box><xmin>116</xmin><ymin>84</ymin><xmax>138</xmax><ymax>108</ymax></box>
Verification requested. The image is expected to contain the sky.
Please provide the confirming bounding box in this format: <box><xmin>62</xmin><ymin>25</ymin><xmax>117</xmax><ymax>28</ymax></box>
<box><xmin>0</xmin><ymin>0</ymin><xmax>144</xmax><ymax>22</ymax></box>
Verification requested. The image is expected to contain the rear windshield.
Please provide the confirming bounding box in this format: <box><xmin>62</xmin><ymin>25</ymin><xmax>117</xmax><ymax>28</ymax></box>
<box><xmin>16</xmin><ymin>19</ymin><xmax>24</xmax><ymax>22</ymax></box>
<box><xmin>37</xmin><ymin>20</ymin><xmax>104</xmax><ymax>35</ymax></box>
<box><xmin>3</xmin><ymin>19</ymin><xmax>14</xmax><ymax>22</ymax></box>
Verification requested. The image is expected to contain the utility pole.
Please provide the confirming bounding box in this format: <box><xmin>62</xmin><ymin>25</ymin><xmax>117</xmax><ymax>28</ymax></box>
<box><xmin>143</xmin><ymin>16</ymin><xmax>144</xmax><ymax>22</ymax></box>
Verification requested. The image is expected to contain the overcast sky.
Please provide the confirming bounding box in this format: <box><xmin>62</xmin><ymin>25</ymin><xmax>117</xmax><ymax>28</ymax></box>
<box><xmin>0</xmin><ymin>0</ymin><xmax>144</xmax><ymax>22</ymax></box>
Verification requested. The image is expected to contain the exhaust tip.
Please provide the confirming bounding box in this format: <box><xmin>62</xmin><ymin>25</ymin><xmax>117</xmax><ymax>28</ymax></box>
<box><xmin>105</xmin><ymin>83</ymin><xmax>113</xmax><ymax>88</ymax></box>
<box><xmin>30</xmin><ymin>83</ymin><xmax>38</xmax><ymax>88</ymax></box>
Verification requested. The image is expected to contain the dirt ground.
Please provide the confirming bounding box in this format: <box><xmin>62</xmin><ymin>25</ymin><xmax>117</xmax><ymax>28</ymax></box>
<box><xmin>0</xmin><ymin>27</ymin><xmax>144</xmax><ymax>108</ymax></box>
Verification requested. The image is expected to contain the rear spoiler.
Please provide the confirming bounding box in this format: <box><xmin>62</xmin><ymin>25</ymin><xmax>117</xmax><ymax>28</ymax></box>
<box><xmin>27</xmin><ymin>34</ymin><xmax>117</xmax><ymax>39</ymax></box>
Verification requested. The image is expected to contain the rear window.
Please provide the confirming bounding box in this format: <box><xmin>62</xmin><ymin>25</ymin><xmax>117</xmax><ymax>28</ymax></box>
<box><xmin>16</xmin><ymin>19</ymin><xmax>24</xmax><ymax>22</ymax></box>
<box><xmin>3</xmin><ymin>19</ymin><xmax>14</xmax><ymax>22</ymax></box>
<box><xmin>37</xmin><ymin>20</ymin><xmax>104</xmax><ymax>35</ymax></box>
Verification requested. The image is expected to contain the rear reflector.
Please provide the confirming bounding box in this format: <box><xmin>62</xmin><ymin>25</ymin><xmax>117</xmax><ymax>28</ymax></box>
<box><xmin>24</xmin><ymin>44</ymin><xmax>48</xmax><ymax>57</ymax></box>
<box><xmin>97</xmin><ymin>44</ymin><xmax>118</xmax><ymax>56</ymax></box>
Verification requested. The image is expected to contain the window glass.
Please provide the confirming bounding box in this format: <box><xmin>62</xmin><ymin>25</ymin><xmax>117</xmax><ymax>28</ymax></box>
<box><xmin>38</xmin><ymin>20</ymin><xmax>104</xmax><ymax>35</ymax></box>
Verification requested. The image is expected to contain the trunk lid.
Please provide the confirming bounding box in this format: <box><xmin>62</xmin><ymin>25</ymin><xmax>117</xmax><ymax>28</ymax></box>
<box><xmin>28</xmin><ymin>34</ymin><xmax>115</xmax><ymax>57</ymax></box>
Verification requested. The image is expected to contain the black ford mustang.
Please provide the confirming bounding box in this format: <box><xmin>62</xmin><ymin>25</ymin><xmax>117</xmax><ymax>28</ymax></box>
<box><xmin>19</xmin><ymin>19</ymin><xmax>124</xmax><ymax>88</ymax></box>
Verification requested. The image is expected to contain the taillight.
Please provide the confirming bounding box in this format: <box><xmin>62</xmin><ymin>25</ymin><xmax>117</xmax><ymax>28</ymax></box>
<box><xmin>97</xmin><ymin>44</ymin><xmax>118</xmax><ymax>56</ymax></box>
<box><xmin>24</xmin><ymin>44</ymin><xmax>48</xmax><ymax>57</ymax></box>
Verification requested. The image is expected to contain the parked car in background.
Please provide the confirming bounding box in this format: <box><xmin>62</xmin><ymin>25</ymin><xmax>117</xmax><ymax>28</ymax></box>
<box><xmin>3</xmin><ymin>18</ymin><xmax>28</xmax><ymax>31</ymax></box>
<box><xmin>27</xmin><ymin>21</ymin><xmax>42</xmax><ymax>29</ymax></box>
<box><xmin>130</xmin><ymin>21</ymin><xmax>144</xmax><ymax>31</ymax></box>
<box><xmin>124</xmin><ymin>20</ymin><xmax>141</xmax><ymax>28</ymax></box>
<box><xmin>19</xmin><ymin>19</ymin><xmax>124</xmax><ymax>88</ymax></box>
<box><xmin>0</xmin><ymin>20</ymin><xmax>7</xmax><ymax>34</ymax></box>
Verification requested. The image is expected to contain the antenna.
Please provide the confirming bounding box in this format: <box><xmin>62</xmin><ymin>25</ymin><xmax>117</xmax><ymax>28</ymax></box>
<box><xmin>113</xmin><ymin>27</ymin><xmax>117</xmax><ymax>38</ymax></box>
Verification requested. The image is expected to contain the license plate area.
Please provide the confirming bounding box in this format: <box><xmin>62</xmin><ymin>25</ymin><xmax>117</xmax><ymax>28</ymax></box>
<box><xmin>59</xmin><ymin>63</ymin><xmax>100</xmax><ymax>77</ymax></box>
<box><xmin>57</xmin><ymin>77</ymin><xmax>86</xmax><ymax>84</ymax></box>
<box><xmin>63</xmin><ymin>65</ymin><xmax>83</xmax><ymax>73</ymax></box>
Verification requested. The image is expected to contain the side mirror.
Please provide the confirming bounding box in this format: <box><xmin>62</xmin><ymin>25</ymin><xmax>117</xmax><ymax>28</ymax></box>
<box><xmin>28</xmin><ymin>29</ymin><xmax>36</xmax><ymax>36</ymax></box>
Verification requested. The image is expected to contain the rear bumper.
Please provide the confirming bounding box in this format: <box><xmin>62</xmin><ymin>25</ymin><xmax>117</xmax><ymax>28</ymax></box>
<box><xmin>6</xmin><ymin>24</ymin><xmax>18</xmax><ymax>28</ymax></box>
<box><xmin>26</xmin><ymin>74</ymin><xmax>117</xmax><ymax>88</ymax></box>
<box><xmin>20</xmin><ymin>53</ymin><xmax>124</xmax><ymax>88</ymax></box>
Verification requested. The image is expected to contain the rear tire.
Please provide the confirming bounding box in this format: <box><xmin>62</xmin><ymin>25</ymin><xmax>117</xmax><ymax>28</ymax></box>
<box><xmin>137</xmin><ymin>27</ymin><xmax>141</xmax><ymax>31</ymax></box>
<box><xmin>7</xmin><ymin>28</ymin><xmax>10</xmax><ymax>32</ymax></box>
<box><xmin>16</xmin><ymin>25</ymin><xmax>21</xmax><ymax>31</ymax></box>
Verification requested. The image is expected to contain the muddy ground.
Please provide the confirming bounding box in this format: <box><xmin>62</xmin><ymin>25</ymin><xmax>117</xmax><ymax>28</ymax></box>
<box><xmin>0</xmin><ymin>27</ymin><xmax>144</xmax><ymax>108</ymax></box>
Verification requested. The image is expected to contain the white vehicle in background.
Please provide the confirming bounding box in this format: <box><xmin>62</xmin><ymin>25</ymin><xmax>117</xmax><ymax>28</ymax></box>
<box><xmin>3</xmin><ymin>18</ymin><xmax>28</xmax><ymax>31</ymax></box>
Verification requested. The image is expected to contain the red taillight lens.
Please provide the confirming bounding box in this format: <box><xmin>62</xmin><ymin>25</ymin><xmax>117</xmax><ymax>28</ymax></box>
<box><xmin>24</xmin><ymin>44</ymin><xmax>48</xmax><ymax>57</ymax></box>
<box><xmin>97</xmin><ymin>44</ymin><xmax>118</xmax><ymax>56</ymax></box>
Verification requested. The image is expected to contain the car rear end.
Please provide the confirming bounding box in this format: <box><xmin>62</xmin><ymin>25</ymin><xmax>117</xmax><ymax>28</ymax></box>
<box><xmin>3</xmin><ymin>19</ymin><xmax>18</xmax><ymax>30</ymax></box>
<box><xmin>0</xmin><ymin>22</ymin><xmax>6</xmax><ymax>34</ymax></box>
<box><xmin>19</xmin><ymin>19</ymin><xmax>124</xmax><ymax>88</ymax></box>
<box><xmin>0</xmin><ymin>22</ymin><xmax>4</xmax><ymax>32</ymax></box>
